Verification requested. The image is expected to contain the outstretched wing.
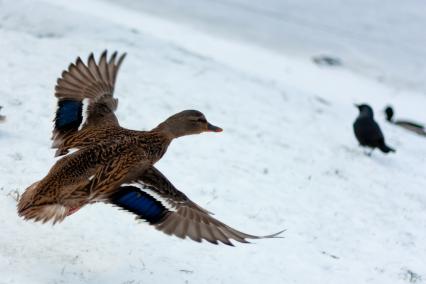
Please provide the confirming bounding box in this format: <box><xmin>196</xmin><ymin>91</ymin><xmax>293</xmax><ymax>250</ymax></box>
<box><xmin>109</xmin><ymin>167</ymin><xmax>283</xmax><ymax>246</ymax></box>
<box><xmin>52</xmin><ymin>50</ymin><xmax>126</xmax><ymax>149</ymax></box>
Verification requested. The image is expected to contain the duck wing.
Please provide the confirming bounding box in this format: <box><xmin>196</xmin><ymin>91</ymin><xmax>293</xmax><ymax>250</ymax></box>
<box><xmin>52</xmin><ymin>50</ymin><xmax>126</xmax><ymax>152</ymax></box>
<box><xmin>109</xmin><ymin>167</ymin><xmax>283</xmax><ymax>246</ymax></box>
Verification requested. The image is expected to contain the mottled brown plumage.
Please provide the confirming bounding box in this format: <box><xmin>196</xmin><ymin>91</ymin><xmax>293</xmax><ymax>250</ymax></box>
<box><xmin>17</xmin><ymin>51</ymin><xmax>282</xmax><ymax>245</ymax></box>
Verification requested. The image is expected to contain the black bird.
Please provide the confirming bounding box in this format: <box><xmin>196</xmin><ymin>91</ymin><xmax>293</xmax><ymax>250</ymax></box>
<box><xmin>353</xmin><ymin>104</ymin><xmax>395</xmax><ymax>155</ymax></box>
<box><xmin>0</xmin><ymin>106</ymin><xmax>5</xmax><ymax>123</ymax></box>
<box><xmin>384</xmin><ymin>106</ymin><xmax>426</xmax><ymax>136</ymax></box>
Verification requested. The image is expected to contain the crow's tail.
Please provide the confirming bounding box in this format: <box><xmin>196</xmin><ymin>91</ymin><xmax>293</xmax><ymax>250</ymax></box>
<box><xmin>378</xmin><ymin>140</ymin><xmax>396</xmax><ymax>153</ymax></box>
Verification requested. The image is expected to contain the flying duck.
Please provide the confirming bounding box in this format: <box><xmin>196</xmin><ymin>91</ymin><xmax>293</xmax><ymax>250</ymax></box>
<box><xmin>17</xmin><ymin>51</ymin><xmax>282</xmax><ymax>245</ymax></box>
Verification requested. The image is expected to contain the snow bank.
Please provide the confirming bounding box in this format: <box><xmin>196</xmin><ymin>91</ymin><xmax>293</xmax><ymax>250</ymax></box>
<box><xmin>0</xmin><ymin>0</ymin><xmax>425</xmax><ymax>283</ymax></box>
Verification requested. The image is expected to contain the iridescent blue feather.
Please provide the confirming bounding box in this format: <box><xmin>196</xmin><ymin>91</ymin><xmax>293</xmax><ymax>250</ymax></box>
<box><xmin>111</xmin><ymin>186</ymin><xmax>169</xmax><ymax>224</ymax></box>
<box><xmin>54</xmin><ymin>100</ymin><xmax>83</xmax><ymax>133</ymax></box>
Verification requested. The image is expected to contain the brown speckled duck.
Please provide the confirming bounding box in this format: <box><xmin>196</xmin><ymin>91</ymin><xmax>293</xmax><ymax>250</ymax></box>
<box><xmin>18</xmin><ymin>51</ymin><xmax>282</xmax><ymax>245</ymax></box>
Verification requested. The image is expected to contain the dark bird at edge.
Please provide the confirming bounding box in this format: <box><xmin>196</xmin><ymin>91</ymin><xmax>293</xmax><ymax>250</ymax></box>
<box><xmin>0</xmin><ymin>106</ymin><xmax>5</xmax><ymax>123</ymax></box>
<box><xmin>384</xmin><ymin>106</ymin><xmax>426</xmax><ymax>136</ymax></box>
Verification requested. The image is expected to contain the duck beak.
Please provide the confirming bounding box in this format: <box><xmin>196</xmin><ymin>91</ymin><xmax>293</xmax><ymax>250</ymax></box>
<box><xmin>207</xmin><ymin>122</ymin><xmax>223</xmax><ymax>132</ymax></box>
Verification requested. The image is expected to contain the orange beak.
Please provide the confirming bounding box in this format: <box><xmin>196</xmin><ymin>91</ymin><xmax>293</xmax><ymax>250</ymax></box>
<box><xmin>207</xmin><ymin>122</ymin><xmax>223</xmax><ymax>132</ymax></box>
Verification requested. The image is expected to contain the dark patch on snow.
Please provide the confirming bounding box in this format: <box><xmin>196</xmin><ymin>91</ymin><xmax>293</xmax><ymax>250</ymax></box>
<box><xmin>6</xmin><ymin>189</ymin><xmax>20</xmax><ymax>202</ymax></box>
<box><xmin>130</xmin><ymin>28</ymin><xmax>140</xmax><ymax>34</ymax></box>
<box><xmin>34</xmin><ymin>32</ymin><xmax>62</xmax><ymax>39</ymax></box>
<box><xmin>166</xmin><ymin>56</ymin><xmax>185</xmax><ymax>65</ymax></box>
<box><xmin>174</xmin><ymin>46</ymin><xmax>212</xmax><ymax>62</ymax></box>
<box><xmin>321</xmin><ymin>251</ymin><xmax>339</xmax><ymax>259</ymax></box>
<box><xmin>314</xmin><ymin>96</ymin><xmax>331</xmax><ymax>106</ymax></box>
<box><xmin>312</xmin><ymin>55</ymin><xmax>342</xmax><ymax>67</ymax></box>
<box><xmin>401</xmin><ymin>268</ymin><xmax>422</xmax><ymax>283</ymax></box>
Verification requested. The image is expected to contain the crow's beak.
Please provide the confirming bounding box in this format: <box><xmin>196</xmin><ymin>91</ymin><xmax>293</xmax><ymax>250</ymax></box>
<box><xmin>207</xmin><ymin>122</ymin><xmax>223</xmax><ymax>132</ymax></box>
<box><xmin>353</xmin><ymin>103</ymin><xmax>360</xmax><ymax>109</ymax></box>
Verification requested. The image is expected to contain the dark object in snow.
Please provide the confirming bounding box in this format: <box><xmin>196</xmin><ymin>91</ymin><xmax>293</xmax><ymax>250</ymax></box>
<box><xmin>0</xmin><ymin>106</ymin><xmax>5</xmax><ymax>122</ymax></box>
<box><xmin>384</xmin><ymin>106</ymin><xmax>426</xmax><ymax>136</ymax></box>
<box><xmin>400</xmin><ymin>268</ymin><xmax>422</xmax><ymax>283</ymax></box>
<box><xmin>312</xmin><ymin>55</ymin><xmax>342</xmax><ymax>67</ymax></box>
<box><xmin>353</xmin><ymin>104</ymin><xmax>395</xmax><ymax>155</ymax></box>
<box><xmin>17</xmin><ymin>50</ymin><xmax>283</xmax><ymax>246</ymax></box>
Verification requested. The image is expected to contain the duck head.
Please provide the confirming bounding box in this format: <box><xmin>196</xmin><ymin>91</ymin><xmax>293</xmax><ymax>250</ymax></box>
<box><xmin>354</xmin><ymin>103</ymin><xmax>374</xmax><ymax>118</ymax></box>
<box><xmin>156</xmin><ymin>110</ymin><xmax>222</xmax><ymax>138</ymax></box>
<box><xmin>384</xmin><ymin>106</ymin><xmax>394</xmax><ymax>121</ymax></box>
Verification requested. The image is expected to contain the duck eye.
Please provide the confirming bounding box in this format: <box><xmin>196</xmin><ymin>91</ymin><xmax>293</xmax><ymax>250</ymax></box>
<box><xmin>197</xmin><ymin>118</ymin><xmax>207</xmax><ymax>123</ymax></box>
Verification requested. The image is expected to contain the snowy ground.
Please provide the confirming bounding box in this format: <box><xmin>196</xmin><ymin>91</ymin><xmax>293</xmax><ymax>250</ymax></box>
<box><xmin>1</xmin><ymin>0</ymin><xmax>426</xmax><ymax>283</ymax></box>
<box><xmin>105</xmin><ymin>0</ymin><xmax>426</xmax><ymax>93</ymax></box>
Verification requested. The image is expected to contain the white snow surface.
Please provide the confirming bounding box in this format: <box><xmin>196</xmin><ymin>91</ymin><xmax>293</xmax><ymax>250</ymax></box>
<box><xmin>105</xmin><ymin>0</ymin><xmax>426</xmax><ymax>93</ymax></box>
<box><xmin>0</xmin><ymin>0</ymin><xmax>426</xmax><ymax>283</ymax></box>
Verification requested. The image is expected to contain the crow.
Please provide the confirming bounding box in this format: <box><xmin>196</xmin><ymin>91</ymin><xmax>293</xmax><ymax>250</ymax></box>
<box><xmin>353</xmin><ymin>104</ymin><xmax>395</xmax><ymax>155</ymax></box>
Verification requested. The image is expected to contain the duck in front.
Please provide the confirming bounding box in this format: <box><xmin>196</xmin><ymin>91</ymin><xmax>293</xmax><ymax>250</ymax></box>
<box><xmin>17</xmin><ymin>51</ymin><xmax>282</xmax><ymax>246</ymax></box>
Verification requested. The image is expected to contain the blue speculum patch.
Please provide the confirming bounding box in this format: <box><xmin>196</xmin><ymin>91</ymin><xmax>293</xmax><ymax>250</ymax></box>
<box><xmin>111</xmin><ymin>186</ymin><xmax>169</xmax><ymax>224</ymax></box>
<box><xmin>55</xmin><ymin>100</ymin><xmax>83</xmax><ymax>131</ymax></box>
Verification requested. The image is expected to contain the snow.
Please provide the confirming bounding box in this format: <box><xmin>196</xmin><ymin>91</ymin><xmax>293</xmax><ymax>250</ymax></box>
<box><xmin>104</xmin><ymin>0</ymin><xmax>426</xmax><ymax>93</ymax></box>
<box><xmin>1</xmin><ymin>0</ymin><xmax>426</xmax><ymax>283</ymax></box>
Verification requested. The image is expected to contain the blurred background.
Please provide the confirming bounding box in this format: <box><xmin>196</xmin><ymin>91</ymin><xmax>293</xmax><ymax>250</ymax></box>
<box><xmin>0</xmin><ymin>0</ymin><xmax>425</xmax><ymax>284</ymax></box>
<box><xmin>106</xmin><ymin>0</ymin><xmax>426</xmax><ymax>92</ymax></box>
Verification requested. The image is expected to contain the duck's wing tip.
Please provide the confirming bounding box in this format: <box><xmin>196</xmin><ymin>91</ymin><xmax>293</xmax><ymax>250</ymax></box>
<box><xmin>228</xmin><ymin>227</ymin><xmax>286</xmax><ymax>242</ymax></box>
<box><xmin>110</xmin><ymin>166</ymin><xmax>285</xmax><ymax>246</ymax></box>
<box><xmin>258</xmin><ymin>229</ymin><xmax>286</xmax><ymax>239</ymax></box>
